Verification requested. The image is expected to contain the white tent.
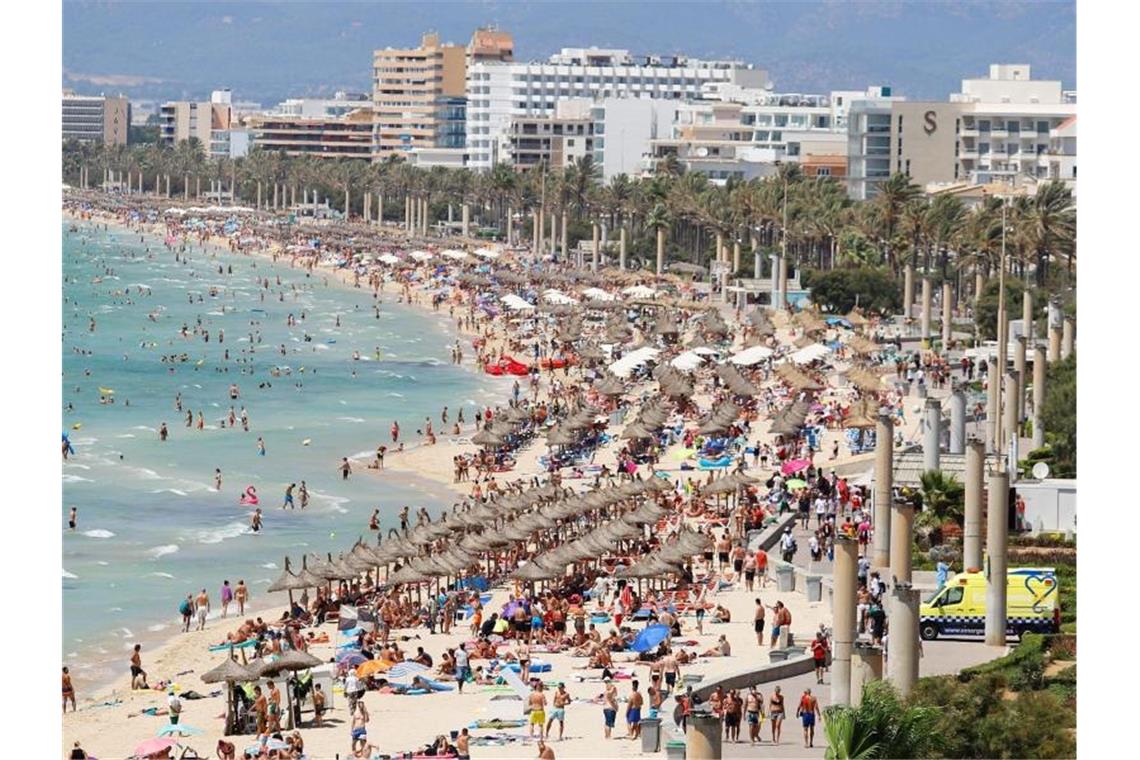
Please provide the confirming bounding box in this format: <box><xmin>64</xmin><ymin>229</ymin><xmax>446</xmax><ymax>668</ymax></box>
<box><xmin>377</xmin><ymin>253</ymin><xmax>400</xmax><ymax>265</ymax></box>
<box><xmin>543</xmin><ymin>289</ymin><xmax>579</xmax><ymax>305</ymax></box>
<box><xmin>501</xmin><ymin>294</ymin><xmax>535</xmax><ymax>312</ymax></box>
<box><xmin>582</xmin><ymin>287</ymin><xmax>617</xmax><ymax>301</ymax></box>
<box><xmin>622</xmin><ymin>285</ymin><xmax>658</xmax><ymax>298</ymax></box>
<box><xmin>728</xmin><ymin>345</ymin><xmax>774</xmax><ymax>366</ymax></box>
<box><xmin>441</xmin><ymin>249</ymin><xmax>469</xmax><ymax>261</ymax></box>
<box><xmin>473</xmin><ymin>247</ymin><xmax>501</xmax><ymax>260</ymax></box>
<box><xmin>608</xmin><ymin>346</ymin><xmax>660</xmax><ymax>378</ymax></box>
<box><xmin>669</xmin><ymin>350</ymin><xmax>708</xmax><ymax>372</ymax></box>
<box><xmin>408</xmin><ymin>250</ymin><xmax>432</xmax><ymax>262</ymax></box>
<box><xmin>789</xmin><ymin>343</ymin><xmax>831</xmax><ymax>364</ymax></box>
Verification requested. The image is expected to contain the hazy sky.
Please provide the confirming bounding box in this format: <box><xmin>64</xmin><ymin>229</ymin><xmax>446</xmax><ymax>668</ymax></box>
<box><xmin>63</xmin><ymin>0</ymin><xmax>1076</xmax><ymax>104</ymax></box>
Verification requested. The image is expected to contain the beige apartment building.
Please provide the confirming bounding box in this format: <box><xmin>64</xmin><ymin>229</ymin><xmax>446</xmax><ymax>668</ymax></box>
<box><xmin>62</xmin><ymin>91</ymin><xmax>130</xmax><ymax>144</ymax></box>
<box><xmin>246</xmin><ymin>106</ymin><xmax>374</xmax><ymax>160</ymax></box>
<box><xmin>373</xmin><ymin>28</ymin><xmax>513</xmax><ymax>159</ymax></box>
<box><xmin>372</xmin><ymin>32</ymin><xmax>467</xmax><ymax>157</ymax></box>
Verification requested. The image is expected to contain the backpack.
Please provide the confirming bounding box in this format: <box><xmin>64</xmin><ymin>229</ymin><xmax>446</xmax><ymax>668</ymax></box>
<box><xmin>179</xmin><ymin>600</ymin><xmax>192</xmax><ymax>616</ymax></box>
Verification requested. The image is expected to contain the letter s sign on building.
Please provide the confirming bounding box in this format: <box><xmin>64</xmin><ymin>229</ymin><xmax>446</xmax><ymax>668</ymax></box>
<box><xmin>923</xmin><ymin>110</ymin><xmax>937</xmax><ymax>135</ymax></box>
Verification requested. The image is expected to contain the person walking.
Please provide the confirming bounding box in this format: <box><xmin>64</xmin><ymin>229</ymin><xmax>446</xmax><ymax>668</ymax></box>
<box><xmin>745</xmin><ymin>685</ymin><xmax>765</xmax><ymax>745</ymax></box>
<box><xmin>768</xmin><ymin>685</ymin><xmax>785</xmax><ymax>745</ymax></box>
<box><xmin>753</xmin><ymin>598</ymin><xmax>766</xmax><ymax>647</ymax></box>
<box><xmin>796</xmin><ymin>688</ymin><xmax>821</xmax><ymax>748</ymax></box>
<box><xmin>811</xmin><ymin>631</ymin><xmax>830</xmax><ymax>684</ymax></box>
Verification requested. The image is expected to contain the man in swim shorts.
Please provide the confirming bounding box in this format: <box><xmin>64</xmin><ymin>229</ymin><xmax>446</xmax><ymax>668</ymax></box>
<box><xmin>546</xmin><ymin>682</ymin><xmax>570</xmax><ymax>740</ymax></box>
<box><xmin>527</xmin><ymin>682</ymin><xmax>547</xmax><ymax>738</ymax></box>
<box><xmin>797</xmin><ymin>688</ymin><xmax>820</xmax><ymax>748</ymax></box>
<box><xmin>602</xmin><ymin>678</ymin><xmax>618</xmax><ymax>739</ymax></box>
<box><xmin>626</xmin><ymin>680</ymin><xmax>644</xmax><ymax>739</ymax></box>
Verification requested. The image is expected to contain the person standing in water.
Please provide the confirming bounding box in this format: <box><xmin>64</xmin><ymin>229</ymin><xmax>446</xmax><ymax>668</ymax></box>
<box><xmin>159</xmin><ymin>422</ymin><xmax>168</xmax><ymax>441</ymax></box>
<box><xmin>250</xmin><ymin>508</ymin><xmax>263</xmax><ymax>532</ymax></box>
<box><xmin>214</xmin><ymin>469</ymin><xmax>222</xmax><ymax>491</ymax></box>
<box><xmin>235</xmin><ymin>580</ymin><xmax>248</xmax><ymax>615</ymax></box>
<box><xmin>299</xmin><ymin>481</ymin><xmax>309</xmax><ymax>509</ymax></box>
<box><xmin>257</xmin><ymin>437</ymin><xmax>266</xmax><ymax>456</ymax></box>
<box><xmin>220</xmin><ymin>580</ymin><xmax>233</xmax><ymax>618</ymax></box>
<box><xmin>340</xmin><ymin>457</ymin><xmax>351</xmax><ymax>480</ymax></box>
<box><xmin>68</xmin><ymin>507</ymin><xmax>77</xmax><ymax>531</ymax></box>
<box><xmin>283</xmin><ymin>483</ymin><xmax>296</xmax><ymax>509</ymax></box>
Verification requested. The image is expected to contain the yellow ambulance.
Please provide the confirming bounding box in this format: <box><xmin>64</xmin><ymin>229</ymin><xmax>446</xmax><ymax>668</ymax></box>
<box><xmin>919</xmin><ymin>567</ymin><xmax>1060</xmax><ymax>641</ymax></box>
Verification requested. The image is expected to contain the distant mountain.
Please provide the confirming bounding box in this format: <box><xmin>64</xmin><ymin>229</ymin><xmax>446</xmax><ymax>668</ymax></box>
<box><xmin>63</xmin><ymin>0</ymin><xmax>1076</xmax><ymax>105</ymax></box>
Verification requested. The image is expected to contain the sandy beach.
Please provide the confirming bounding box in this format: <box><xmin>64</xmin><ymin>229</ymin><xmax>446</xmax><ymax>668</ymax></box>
<box><xmin>62</xmin><ymin>193</ymin><xmax>938</xmax><ymax>760</ymax></box>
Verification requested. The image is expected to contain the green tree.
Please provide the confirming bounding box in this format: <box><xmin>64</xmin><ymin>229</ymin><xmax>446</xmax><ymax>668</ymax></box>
<box><xmin>806</xmin><ymin>268</ymin><xmax>901</xmax><ymax>315</ymax></box>
<box><xmin>974</xmin><ymin>277</ymin><xmax>1026</xmax><ymax>340</ymax></box>
<box><xmin>823</xmin><ymin>681</ymin><xmax>943</xmax><ymax>759</ymax></box>
<box><xmin>1041</xmin><ymin>354</ymin><xmax>1076</xmax><ymax>476</ymax></box>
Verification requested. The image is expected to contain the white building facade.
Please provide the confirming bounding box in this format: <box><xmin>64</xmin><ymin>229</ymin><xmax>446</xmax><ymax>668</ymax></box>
<box><xmin>465</xmin><ymin>47</ymin><xmax>768</xmax><ymax>171</ymax></box>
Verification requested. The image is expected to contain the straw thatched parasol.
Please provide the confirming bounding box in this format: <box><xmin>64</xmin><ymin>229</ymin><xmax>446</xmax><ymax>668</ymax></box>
<box><xmin>201</xmin><ymin>658</ymin><xmax>258</xmax><ymax>735</ymax></box>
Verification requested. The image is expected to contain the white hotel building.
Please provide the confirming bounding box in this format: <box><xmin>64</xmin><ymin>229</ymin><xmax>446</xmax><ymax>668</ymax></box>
<box><xmin>847</xmin><ymin>64</ymin><xmax>1076</xmax><ymax>200</ymax></box>
<box><xmin>465</xmin><ymin>47</ymin><xmax>769</xmax><ymax>171</ymax></box>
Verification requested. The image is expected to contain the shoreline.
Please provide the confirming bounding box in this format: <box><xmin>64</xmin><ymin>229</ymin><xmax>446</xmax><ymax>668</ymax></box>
<box><xmin>61</xmin><ymin>208</ymin><xmax>515</xmax><ymax>701</ymax></box>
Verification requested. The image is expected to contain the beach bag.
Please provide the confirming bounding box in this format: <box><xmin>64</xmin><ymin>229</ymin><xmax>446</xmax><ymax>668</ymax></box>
<box><xmin>179</xmin><ymin>600</ymin><xmax>192</xmax><ymax>616</ymax></box>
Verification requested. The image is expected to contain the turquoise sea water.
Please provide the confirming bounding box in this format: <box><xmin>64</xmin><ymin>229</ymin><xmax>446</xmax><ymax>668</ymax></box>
<box><xmin>61</xmin><ymin>220</ymin><xmax>502</xmax><ymax>686</ymax></box>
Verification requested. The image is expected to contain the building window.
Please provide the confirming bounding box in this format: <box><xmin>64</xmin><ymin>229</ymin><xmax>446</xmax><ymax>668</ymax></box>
<box><xmin>817</xmin><ymin>167</ymin><xmax>830</xmax><ymax>177</ymax></box>
<box><xmin>897</xmin><ymin>114</ymin><xmax>903</xmax><ymax>132</ymax></box>
<box><xmin>905</xmin><ymin>159</ymin><xmax>911</xmax><ymax>177</ymax></box>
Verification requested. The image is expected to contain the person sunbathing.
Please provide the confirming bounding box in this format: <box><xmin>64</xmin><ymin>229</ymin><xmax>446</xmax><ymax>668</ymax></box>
<box><xmin>700</xmin><ymin>635</ymin><xmax>732</xmax><ymax>657</ymax></box>
<box><xmin>712</xmin><ymin>605</ymin><xmax>731</xmax><ymax>623</ymax></box>
<box><xmin>588</xmin><ymin>646</ymin><xmax>614</xmax><ymax>670</ymax></box>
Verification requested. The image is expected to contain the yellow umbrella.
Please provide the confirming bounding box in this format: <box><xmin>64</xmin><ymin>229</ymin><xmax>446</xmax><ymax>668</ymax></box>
<box><xmin>355</xmin><ymin>659</ymin><xmax>390</xmax><ymax>677</ymax></box>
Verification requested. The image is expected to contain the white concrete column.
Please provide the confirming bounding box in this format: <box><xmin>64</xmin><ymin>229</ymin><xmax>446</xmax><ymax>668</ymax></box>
<box><xmin>533</xmin><ymin>210</ymin><xmax>541</xmax><ymax>258</ymax></box>
<box><xmin>985</xmin><ymin>357</ymin><xmax>1000</xmax><ymax>455</ymax></box>
<box><xmin>462</xmin><ymin>203</ymin><xmax>470</xmax><ymax>237</ymax></box>
<box><xmin>1014</xmin><ymin>337</ymin><xmax>1027</xmax><ymax>420</ymax></box>
<box><xmin>1022</xmin><ymin>290</ymin><xmax>1033</xmax><ymax>344</ymax></box>
<box><xmin>506</xmin><ymin>206</ymin><xmax>513</xmax><ymax>244</ymax></box>
<box><xmin>656</xmin><ymin>227</ymin><xmax>664</xmax><ymax>276</ymax></box>
<box><xmin>778</xmin><ymin>255</ymin><xmax>788</xmax><ymax>308</ymax></box>
<box><xmin>949</xmin><ymin>388</ymin><xmax>966</xmax><ymax>454</ymax></box>
<box><xmin>422</xmin><ymin>198</ymin><xmax>430</xmax><ymax>236</ymax></box>
<box><xmin>591</xmin><ymin>222</ymin><xmax>600</xmax><ymax>272</ymax></box>
<box><xmin>903</xmin><ymin>263</ymin><xmax>915</xmax><ymax>318</ymax></box>
<box><xmin>975</xmin><ymin>270</ymin><xmax>985</xmax><ymax>305</ymax></box>
<box><xmin>377</xmin><ymin>194</ymin><xmax>384</xmax><ymax>226</ymax></box>
<box><xmin>851</xmin><ymin>642</ymin><xmax>883</xmax><ymax>708</ymax></box>
<box><xmin>941</xmin><ymin>281</ymin><xmax>953</xmax><ymax>349</ymax></box>
<box><xmin>732</xmin><ymin>240</ymin><xmax>741</xmax><ymax>273</ymax></box>
<box><xmin>1061</xmin><ymin>318</ymin><xmax>1074</xmax><ymax>359</ymax></box>
<box><xmin>769</xmin><ymin>253</ymin><xmax>779</xmax><ymax>309</ymax></box>
<box><xmin>889</xmin><ymin>497</ymin><xmax>914</xmax><ymax>585</ymax></box>
<box><xmin>1048</xmin><ymin>327</ymin><xmax>1062</xmax><ymax>363</ymax></box>
<box><xmin>923</xmin><ymin>398</ymin><xmax>941</xmax><ymax>473</ymax></box>
<box><xmin>920</xmin><ymin>277</ymin><xmax>933</xmax><ymax>348</ymax></box>
<box><xmin>831</xmin><ymin>535</ymin><xmax>858</xmax><ymax>708</ymax></box>
<box><xmin>872</xmin><ymin>414</ymin><xmax>894</xmax><ymax>569</ymax></box>
<box><xmin>619</xmin><ymin>226</ymin><xmax>627</xmax><ymax>271</ymax></box>
<box><xmin>984</xmin><ymin>470</ymin><xmax>1010</xmax><ymax>646</ymax></box>
<box><xmin>1032</xmin><ymin>346</ymin><xmax>1047</xmax><ymax>450</ymax></box>
<box><xmin>560</xmin><ymin>211</ymin><xmax>568</xmax><ymax>262</ymax></box>
<box><xmin>886</xmin><ymin>583</ymin><xmax>920</xmax><ymax>698</ymax></box>
<box><xmin>1004</xmin><ymin>370</ymin><xmax>1021</xmax><ymax>470</ymax></box>
<box><xmin>963</xmin><ymin>439</ymin><xmax>985</xmax><ymax>572</ymax></box>
<box><xmin>549</xmin><ymin>214</ymin><xmax>557</xmax><ymax>257</ymax></box>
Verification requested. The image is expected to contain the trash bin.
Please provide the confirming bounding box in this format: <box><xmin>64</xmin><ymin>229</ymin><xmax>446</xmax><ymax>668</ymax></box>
<box><xmin>806</xmin><ymin>574</ymin><xmax>822</xmax><ymax>602</ymax></box>
<box><xmin>776</xmin><ymin>563</ymin><xmax>795</xmax><ymax>592</ymax></box>
<box><xmin>641</xmin><ymin>717</ymin><xmax>663</xmax><ymax>752</ymax></box>
<box><xmin>665</xmin><ymin>739</ymin><xmax>687</xmax><ymax>760</ymax></box>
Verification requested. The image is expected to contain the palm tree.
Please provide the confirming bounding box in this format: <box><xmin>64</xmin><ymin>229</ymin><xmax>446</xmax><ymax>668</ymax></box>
<box><xmin>872</xmin><ymin>173</ymin><xmax>921</xmax><ymax>272</ymax></box>
<box><xmin>645</xmin><ymin>202</ymin><xmax>670</xmax><ymax>275</ymax></box>
<box><xmin>823</xmin><ymin>681</ymin><xmax>943</xmax><ymax>759</ymax></box>
<box><xmin>1022</xmin><ymin>180</ymin><xmax>1076</xmax><ymax>285</ymax></box>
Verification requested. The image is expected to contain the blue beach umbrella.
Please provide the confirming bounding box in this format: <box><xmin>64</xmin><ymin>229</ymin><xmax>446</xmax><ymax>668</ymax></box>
<box><xmin>337</xmin><ymin>651</ymin><xmax>367</xmax><ymax>668</ymax></box>
<box><xmin>631</xmin><ymin>624</ymin><xmax>671</xmax><ymax>653</ymax></box>
<box><xmin>387</xmin><ymin>661</ymin><xmax>429</xmax><ymax>679</ymax></box>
